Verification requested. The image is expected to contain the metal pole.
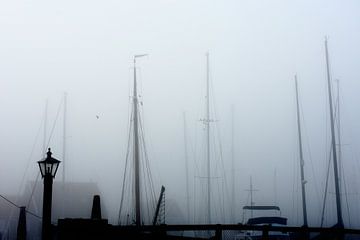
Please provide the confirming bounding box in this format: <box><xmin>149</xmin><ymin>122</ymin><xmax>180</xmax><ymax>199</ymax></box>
<box><xmin>62</xmin><ymin>92</ymin><xmax>67</xmax><ymax>184</ymax></box>
<box><xmin>325</xmin><ymin>38</ymin><xmax>343</xmax><ymax>227</ymax></box>
<box><xmin>183</xmin><ymin>112</ymin><xmax>191</xmax><ymax>224</ymax></box>
<box><xmin>42</xmin><ymin>174</ymin><xmax>53</xmax><ymax>240</ymax></box>
<box><xmin>231</xmin><ymin>105</ymin><xmax>235</xmax><ymax>223</ymax></box>
<box><xmin>206</xmin><ymin>52</ymin><xmax>211</xmax><ymax>224</ymax></box>
<box><xmin>133</xmin><ymin>57</ymin><xmax>141</xmax><ymax>226</ymax></box>
<box><xmin>295</xmin><ymin>76</ymin><xmax>308</xmax><ymax>227</ymax></box>
<box><xmin>336</xmin><ymin>79</ymin><xmax>342</xmax><ymax>195</ymax></box>
<box><xmin>250</xmin><ymin>176</ymin><xmax>253</xmax><ymax>219</ymax></box>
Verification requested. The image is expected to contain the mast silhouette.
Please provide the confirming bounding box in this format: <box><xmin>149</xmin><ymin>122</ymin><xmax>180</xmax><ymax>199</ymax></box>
<box><xmin>325</xmin><ymin>38</ymin><xmax>343</xmax><ymax>227</ymax></box>
<box><xmin>294</xmin><ymin>75</ymin><xmax>308</xmax><ymax>227</ymax></box>
<box><xmin>245</xmin><ymin>176</ymin><xmax>257</xmax><ymax>218</ymax></box>
<box><xmin>205</xmin><ymin>52</ymin><xmax>211</xmax><ymax>224</ymax></box>
<box><xmin>133</xmin><ymin>54</ymin><xmax>147</xmax><ymax>226</ymax></box>
<box><xmin>336</xmin><ymin>79</ymin><xmax>342</xmax><ymax>195</ymax></box>
<box><xmin>183</xmin><ymin>112</ymin><xmax>191</xmax><ymax>223</ymax></box>
<box><xmin>62</xmin><ymin>92</ymin><xmax>67</xmax><ymax>184</ymax></box>
<box><xmin>231</xmin><ymin>105</ymin><xmax>235</xmax><ymax>223</ymax></box>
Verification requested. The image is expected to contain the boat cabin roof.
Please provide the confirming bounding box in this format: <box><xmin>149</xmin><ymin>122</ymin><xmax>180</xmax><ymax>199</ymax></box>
<box><xmin>243</xmin><ymin>205</ymin><xmax>280</xmax><ymax>211</ymax></box>
<box><xmin>247</xmin><ymin>216</ymin><xmax>287</xmax><ymax>225</ymax></box>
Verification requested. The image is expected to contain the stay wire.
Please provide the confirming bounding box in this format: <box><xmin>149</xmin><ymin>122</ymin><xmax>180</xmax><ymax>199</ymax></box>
<box><xmin>27</xmin><ymin>98</ymin><xmax>64</xmax><ymax>212</ymax></box>
<box><xmin>118</xmin><ymin>106</ymin><xmax>134</xmax><ymax>224</ymax></box>
<box><xmin>0</xmin><ymin>194</ymin><xmax>42</xmax><ymax>220</ymax></box>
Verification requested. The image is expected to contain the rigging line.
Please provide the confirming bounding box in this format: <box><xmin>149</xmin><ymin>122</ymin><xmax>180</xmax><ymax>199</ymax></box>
<box><xmin>140</xmin><ymin>155</ymin><xmax>150</xmax><ymax>223</ymax></box>
<box><xmin>5</xmin><ymin>105</ymin><xmax>47</xmax><ymax>232</ymax></box>
<box><xmin>118</xmin><ymin>107</ymin><xmax>134</xmax><ymax>224</ymax></box>
<box><xmin>138</xmin><ymin>107</ymin><xmax>157</xmax><ymax>223</ymax></box>
<box><xmin>212</xmin><ymin>132</ymin><xmax>225</xmax><ymax>222</ymax></box>
<box><xmin>4</xmin><ymin>116</ymin><xmax>44</xmax><ymax>233</ymax></box>
<box><xmin>138</xmin><ymin>111</ymin><xmax>157</xmax><ymax>206</ymax></box>
<box><xmin>46</xmin><ymin>98</ymin><xmax>64</xmax><ymax>148</ymax></box>
<box><xmin>299</xmin><ymin>93</ymin><xmax>322</xmax><ymax>215</ymax></box>
<box><xmin>120</xmin><ymin>101</ymin><xmax>136</xmax><ymax>224</ymax></box>
<box><xmin>291</xmin><ymin>91</ymin><xmax>297</xmax><ymax>225</ymax></box>
<box><xmin>18</xmin><ymin>119</ymin><xmax>43</xmax><ymax>200</ymax></box>
<box><xmin>0</xmin><ymin>194</ymin><xmax>42</xmax><ymax>220</ymax></box>
<box><xmin>137</xmin><ymin>99</ymin><xmax>156</xmax><ymax>201</ymax></box>
<box><xmin>209</xmin><ymin>69</ymin><xmax>230</xmax><ymax>222</ymax></box>
<box><xmin>341</xmin><ymin>157</ymin><xmax>351</xmax><ymax>227</ymax></box>
<box><xmin>26</xmin><ymin>97</ymin><xmax>64</xmax><ymax>213</ymax></box>
<box><xmin>303</xmin><ymin>130</ymin><xmax>322</xmax><ymax>214</ymax></box>
<box><xmin>142</xmin><ymin>151</ymin><xmax>152</xmax><ymax>223</ymax></box>
<box><xmin>215</xmin><ymin>121</ymin><xmax>231</xmax><ymax>220</ymax></box>
<box><xmin>320</xmin><ymin>91</ymin><xmax>339</xmax><ymax>227</ymax></box>
<box><xmin>320</xmin><ymin>145</ymin><xmax>333</xmax><ymax>227</ymax></box>
<box><xmin>26</xmin><ymin>172</ymin><xmax>40</xmax><ymax>209</ymax></box>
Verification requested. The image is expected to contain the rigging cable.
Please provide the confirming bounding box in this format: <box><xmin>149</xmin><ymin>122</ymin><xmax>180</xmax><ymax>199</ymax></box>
<box><xmin>320</xmin><ymin>91</ymin><xmax>339</xmax><ymax>227</ymax></box>
<box><xmin>118</xmin><ymin>106</ymin><xmax>134</xmax><ymax>224</ymax></box>
<box><xmin>0</xmin><ymin>194</ymin><xmax>42</xmax><ymax>220</ymax></box>
<box><xmin>320</xmin><ymin>146</ymin><xmax>332</xmax><ymax>227</ymax></box>
<box><xmin>341</xmin><ymin>156</ymin><xmax>352</xmax><ymax>227</ymax></box>
<box><xmin>27</xmin><ymin>98</ymin><xmax>64</xmax><ymax>211</ymax></box>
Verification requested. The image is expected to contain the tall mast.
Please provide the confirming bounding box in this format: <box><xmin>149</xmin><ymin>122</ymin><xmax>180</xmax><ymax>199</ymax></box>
<box><xmin>183</xmin><ymin>112</ymin><xmax>190</xmax><ymax>223</ymax></box>
<box><xmin>294</xmin><ymin>75</ymin><xmax>308</xmax><ymax>227</ymax></box>
<box><xmin>325</xmin><ymin>38</ymin><xmax>343</xmax><ymax>227</ymax></box>
<box><xmin>250</xmin><ymin>176</ymin><xmax>254</xmax><ymax>218</ymax></box>
<box><xmin>133</xmin><ymin>56</ymin><xmax>141</xmax><ymax>226</ymax></box>
<box><xmin>133</xmin><ymin>54</ymin><xmax>147</xmax><ymax>226</ymax></box>
<box><xmin>336</xmin><ymin>79</ymin><xmax>342</xmax><ymax>195</ymax></box>
<box><xmin>62</xmin><ymin>92</ymin><xmax>67</xmax><ymax>184</ymax></box>
<box><xmin>231</xmin><ymin>105</ymin><xmax>235</xmax><ymax>223</ymax></box>
<box><xmin>205</xmin><ymin>52</ymin><xmax>211</xmax><ymax>224</ymax></box>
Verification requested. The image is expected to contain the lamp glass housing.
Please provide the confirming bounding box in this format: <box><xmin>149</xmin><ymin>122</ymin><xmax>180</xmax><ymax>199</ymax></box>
<box><xmin>38</xmin><ymin>149</ymin><xmax>61</xmax><ymax>178</ymax></box>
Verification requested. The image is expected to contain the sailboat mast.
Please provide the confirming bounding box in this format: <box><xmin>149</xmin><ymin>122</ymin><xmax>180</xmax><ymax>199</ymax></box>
<box><xmin>205</xmin><ymin>52</ymin><xmax>211</xmax><ymax>224</ymax></box>
<box><xmin>336</xmin><ymin>79</ymin><xmax>342</xmax><ymax>194</ymax></box>
<box><xmin>231</xmin><ymin>105</ymin><xmax>235</xmax><ymax>223</ymax></box>
<box><xmin>62</xmin><ymin>92</ymin><xmax>67</xmax><ymax>184</ymax></box>
<box><xmin>133</xmin><ymin>56</ymin><xmax>141</xmax><ymax>226</ymax></box>
<box><xmin>250</xmin><ymin>176</ymin><xmax>254</xmax><ymax>218</ymax></box>
<box><xmin>183</xmin><ymin>112</ymin><xmax>191</xmax><ymax>223</ymax></box>
<box><xmin>325</xmin><ymin>38</ymin><xmax>343</xmax><ymax>227</ymax></box>
<box><xmin>294</xmin><ymin>75</ymin><xmax>308</xmax><ymax>227</ymax></box>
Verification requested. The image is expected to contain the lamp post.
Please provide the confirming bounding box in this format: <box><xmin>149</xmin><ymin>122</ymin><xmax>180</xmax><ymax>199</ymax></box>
<box><xmin>38</xmin><ymin>148</ymin><xmax>60</xmax><ymax>240</ymax></box>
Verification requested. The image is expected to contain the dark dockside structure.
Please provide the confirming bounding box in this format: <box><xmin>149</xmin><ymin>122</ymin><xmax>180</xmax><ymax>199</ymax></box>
<box><xmin>13</xmin><ymin>195</ymin><xmax>360</xmax><ymax>240</ymax></box>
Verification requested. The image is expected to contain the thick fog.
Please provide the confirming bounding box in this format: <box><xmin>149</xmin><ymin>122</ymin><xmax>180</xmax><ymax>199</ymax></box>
<box><xmin>1</xmin><ymin>0</ymin><xmax>360</xmax><ymax>229</ymax></box>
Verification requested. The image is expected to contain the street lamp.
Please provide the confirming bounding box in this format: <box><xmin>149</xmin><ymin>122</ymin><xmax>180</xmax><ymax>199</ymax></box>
<box><xmin>38</xmin><ymin>148</ymin><xmax>60</xmax><ymax>240</ymax></box>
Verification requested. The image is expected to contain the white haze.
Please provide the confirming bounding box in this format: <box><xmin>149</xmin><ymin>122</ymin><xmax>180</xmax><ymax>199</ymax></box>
<box><xmin>1</xmin><ymin>0</ymin><xmax>360</xmax><ymax>227</ymax></box>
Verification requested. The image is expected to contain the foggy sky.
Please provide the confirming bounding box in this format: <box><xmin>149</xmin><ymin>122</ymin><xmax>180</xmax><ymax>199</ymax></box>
<box><xmin>1</xmin><ymin>0</ymin><xmax>360</xmax><ymax>227</ymax></box>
